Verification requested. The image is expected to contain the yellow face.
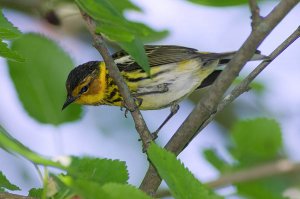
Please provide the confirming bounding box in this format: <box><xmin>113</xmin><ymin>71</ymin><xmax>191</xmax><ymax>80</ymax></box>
<box><xmin>62</xmin><ymin>62</ymin><xmax>107</xmax><ymax>110</ymax></box>
<box><xmin>72</xmin><ymin>76</ymin><xmax>104</xmax><ymax>105</ymax></box>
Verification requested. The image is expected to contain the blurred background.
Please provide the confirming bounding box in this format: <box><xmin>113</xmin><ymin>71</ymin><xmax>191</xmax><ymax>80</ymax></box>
<box><xmin>0</xmin><ymin>0</ymin><xmax>299</xmax><ymax>198</ymax></box>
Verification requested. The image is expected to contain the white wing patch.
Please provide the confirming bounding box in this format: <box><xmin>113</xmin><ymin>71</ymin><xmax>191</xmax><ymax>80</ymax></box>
<box><xmin>114</xmin><ymin>55</ymin><xmax>134</xmax><ymax>65</ymax></box>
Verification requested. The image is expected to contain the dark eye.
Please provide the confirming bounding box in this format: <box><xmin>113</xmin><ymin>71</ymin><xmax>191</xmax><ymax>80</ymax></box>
<box><xmin>80</xmin><ymin>86</ymin><xmax>88</xmax><ymax>94</ymax></box>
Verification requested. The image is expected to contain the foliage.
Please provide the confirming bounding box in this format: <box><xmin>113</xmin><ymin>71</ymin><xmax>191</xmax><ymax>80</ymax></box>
<box><xmin>0</xmin><ymin>171</ymin><xmax>20</xmax><ymax>192</ymax></box>
<box><xmin>0</xmin><ymin>10</ymin><xmax>24</xmax><ymax>62</ymax></box>
<box><xmin>148</xmin><ymin>143</ymin><xmax>222</xmax><ymax>199</ymax></box>
<box><xmin>203</xmin><ymin>118</ymin><xmax>298</xmax><ymax>198</ymax></box>
<box><xmin>0</xmin><ymin>0</ymin><xmax>298</xmax><ymax>199</ymax></box>
<box><xmin>230</xmin><ymin>118</ymin><xmax>282</xmax><ymax>165</ymax></box>
<box><xmin>7</xmin><ymin>33</ymin><xmax>82</xmax><ymax>125</ymax></box>
<box><xmin>75</xmin><ymin>0</ymin><xmax>168</xmax><ymax>74</ymax></box>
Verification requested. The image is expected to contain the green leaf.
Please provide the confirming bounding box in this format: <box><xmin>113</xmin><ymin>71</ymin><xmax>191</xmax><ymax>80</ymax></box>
<box><xmin>67</xmin><ymin>157</ymin><xmax>128</xmax><ymax>185</ymax></box>
<box><xmin>148</xmin><ymin>143</ymin><xmax>222</xmax><ymax>199</ymax></box>
<box><xmin>102</xmin><ymin>183</ymin><xmax>152</xmax><ymax>199</ymax></box>
<box><xmin>231</xmin><ymin>118</ymin><xmax>282</xmax><ymax>164</ymax></box>
<box><xmin>8</xmin><ymin>33</ymin><xmax>82</xmax><ymax>125</ymax></box>
<box><xmin>109</xmin><ymin>0</ymin><xmax>142</xmax><ymax>12</ymax></box>
<box><xmin>188</xmin><ymin>0</ymin><xmax>250</xmax><ymax>7</ymax></box>
<box><xmin>96</xmin><ymin>24</ymin><xmax>135</xmax><ymax>42</ymax></box>
<box><xmin>60</xmin><ymin>178</ymin><xmax>109</xmax><ymax>199</ymax></box>
<box><xmin>250</xmin><ymin>81</ymin><xmax>265</xmax><ymax>94</ymax></box>
<box><xmin>0</xmin><ymin>10</ymin><xmax>21</xmax><ymax>39</ymax></box>
<box><xmin>76</xmin><ymin>0</ymin><xmax>122</xmax><ymax>23</ymax></box>
<box><xmin>0</xmin><ymin>171</ymin><xmax>20</xmax><ymax>191</ymax></box>
<box><xmin>119</xmin><ymin>38</ymin><xmax>150</xmax><ymax>74</ymax></box>
<box><xmin>236</xmin><ymin>177</ymin><xmax>288</xmax><ymax>199</ymax></box>
<box><xmin>0</xmin><ymin>125</ymin><xmax>64</xmax><ymax>168</ymax></box>
<box><xmin>0</xmin><ymin>10</ymin><xmax>24</xmax><ymax>62</ymax></box>
<box><xmin>28</xmin><ymin>188</ymin><xmax>43</xmax><ymax>198</ymax></box>
<box><xmin>0</xmin><ymin>40</ymin><xmax>25</xmax><ymax>62</ymax></box>
<box><xmin>126</xmin><ymin>21</ymin><xmax>169</xmax><ymax>42</ymax></box>
<box><xmin>75</xmin><ymin>0</ymin><xmax>168</xmax><ymax>73</ymax></box>
<box><xmin>61</xmin><ymin>178</ymin><xmax>151</xmax><ymax>199</ymax></box>
<box><xmin>203</xmin><ymin>149</ymin><xmax>231</xmax><ymax>173</ymax></box>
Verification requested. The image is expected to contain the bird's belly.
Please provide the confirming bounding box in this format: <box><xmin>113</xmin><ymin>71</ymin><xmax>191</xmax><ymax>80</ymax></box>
<box><xmin>137</xmin><ymin>73</ymin><xmax>201</xmax><ymax>110</ymax></box>
<box><xmin>126</xmin><ymin>59</ymin><xmax>215</xmax><ymax>110</ymax></box>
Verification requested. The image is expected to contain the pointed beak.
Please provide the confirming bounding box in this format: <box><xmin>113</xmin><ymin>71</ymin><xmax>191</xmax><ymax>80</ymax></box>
<box><xmin>62</xmin><ymin>96</ymin><xmax>77</xmax><ymax>110</ymax></box>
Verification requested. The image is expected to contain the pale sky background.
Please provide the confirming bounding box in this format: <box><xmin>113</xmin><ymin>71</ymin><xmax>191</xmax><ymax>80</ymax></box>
<box><xmin>0</xmin><ymin>0</ymin><xmax>299</xmax><ymax>197</ymax></box>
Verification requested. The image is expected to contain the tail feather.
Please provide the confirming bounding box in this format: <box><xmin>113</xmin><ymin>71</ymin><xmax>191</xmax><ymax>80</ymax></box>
<box><xmin>216</xmin><ymin>50</ymin><xmax>268</xmax><ymax>66</ymax></box>
<box><xmin>196</xmin><ymin>50</ymin><xmax>268</xmax><ymax>89</ymax></box>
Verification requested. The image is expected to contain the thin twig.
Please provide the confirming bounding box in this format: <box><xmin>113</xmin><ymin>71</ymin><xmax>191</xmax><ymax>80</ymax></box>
<box><xmin>155</xmin><ymin>159</ymin><xmax>300</xmax><ymax>198</ymax></box>
<box><xmin>196</xmin><ymin>25</ymin><xmax>300</xmax><ymax>139</ymax></box>
<box><xmin>249</xmin><ymin>0</ymin><xmax>262</xmax><ymax>29</ymax></box>
<box><xmin>79</xmin><ymin>12</ymin><xmax>153</xmax><ymax>150</ymax></box>
<box><xmin>207</xmin><ymin>159</ymin><xmax>300</xmax><ymax>188</ymax></box>
<box><xmin>140</xmin><ymin>0</ymin><xmax>299</xmax><ymax>195</ymax></box>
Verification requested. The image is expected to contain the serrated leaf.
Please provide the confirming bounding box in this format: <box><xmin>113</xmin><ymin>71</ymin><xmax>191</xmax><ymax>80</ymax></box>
<box><xmin>188</xmin><ymin>0</ymin><xmax>249</xmax><ymax>7</ymax></box>
<box><xmin>8</xmin><ymin>33</ymin><xmax>82</xmax><ymax>125</ymax></box>
<box><xmin>0</xmin><ymin>171</ymin><xmax>20</xmax><ymax>191</ymax></box>
<box><xmin>0</xmin><ymin>10</ymin><xmax>24</xmax><ymax>62</ymax></box>
<box><xmin>102</xmin><ymin>183</ymin><xmax>152</xmax><ymax>199</ymax></box>
<box><xmin>67</xmin><ymin>157</ymin><xmax>128</xmax><ymax>185</ymax></box>
<box><xmin>0</xmin><ymin>10</ymin><xmax>21</xmax><ymax>39</ymax></box>
<box><xmin>231</xmin><ymin>118</ymin><xmax>282</xmax><ymax>164</ymax></box>
<box><xmin>0</xmin><ymin>40</ymin><xmax>25</xmax><ymax>62</ymax></box>
<box><xmin>0</xmin><ymin>125</ymin><xmax>63</xmax><ymax>168</ymax></box>
<box><xmin>148</xmin><ymin>143</ymin><xmax>222</xmax><ymax>199</ymax></box>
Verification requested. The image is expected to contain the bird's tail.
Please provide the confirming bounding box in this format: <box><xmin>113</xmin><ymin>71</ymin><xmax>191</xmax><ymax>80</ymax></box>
<box><xmin>196</xmin><ymin>50</ymin><xmax>268</xmax><ymax>89</ymax></box>
<box><xmin>212</xmin><ymin>50</ymin><xmax>269</xmax><ymax>66</ymax></box>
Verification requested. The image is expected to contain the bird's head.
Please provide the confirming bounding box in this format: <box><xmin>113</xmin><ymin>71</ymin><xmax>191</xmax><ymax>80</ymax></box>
<box><xmin>62</xmin><ymin>61</ymin><xmax>104</xmax><ymax>110</ymax></box>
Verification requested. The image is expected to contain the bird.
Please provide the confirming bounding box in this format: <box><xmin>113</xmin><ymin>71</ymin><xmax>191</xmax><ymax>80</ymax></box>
<box><xmin>62</xmin><ymin>45</ymin><xmax>267</xmax><ymax>136</ymax></box>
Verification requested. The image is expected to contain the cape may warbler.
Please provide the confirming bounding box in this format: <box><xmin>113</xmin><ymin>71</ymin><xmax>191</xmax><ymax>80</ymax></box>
<box><xmin>62</xmin><ymin>45</ymin><xmax>266</xmax><ymax>133</ymax></box>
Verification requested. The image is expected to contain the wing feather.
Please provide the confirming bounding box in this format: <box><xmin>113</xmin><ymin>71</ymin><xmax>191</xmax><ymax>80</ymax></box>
<box><xmin>113</xmin><ymin>45</ymin><xmax>200</xmax><ymax>71</ymax></box>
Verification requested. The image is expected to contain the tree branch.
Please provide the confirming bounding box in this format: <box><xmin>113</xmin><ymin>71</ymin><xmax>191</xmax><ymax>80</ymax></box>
<box><xmin>195</xmin><ymin>25</ymin><xmax>300</xmax><ymax>140</ymax></box>
<box><xmin>207</xmin><ymin>159</ymin><xmax>300</xmax><ymax>188</ymax></box>
<box><xmin>249</xmin><ymin>0</ymin><xmax>262</xmax><ymax>29</ymax></box>
<box><xmin>140</xmin><ymin>0</ymin><xmax>299</xmax><ymax>195</ymax></box>
<box><xmin>155</xmin><ymin>159</ymin><xmax>300</xmax><ymax>198</ymax></box>
<box><xmin>79</xmin><ymin>12</ymin><xmax>153</xmax><ymax>150</ymax></box>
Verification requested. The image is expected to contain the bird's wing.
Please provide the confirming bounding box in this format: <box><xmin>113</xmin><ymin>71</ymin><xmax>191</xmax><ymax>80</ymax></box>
<box><xmin>112</xmin><ymin>45</ymin><xmax>200</xmax><ymax>72</ymax></box>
